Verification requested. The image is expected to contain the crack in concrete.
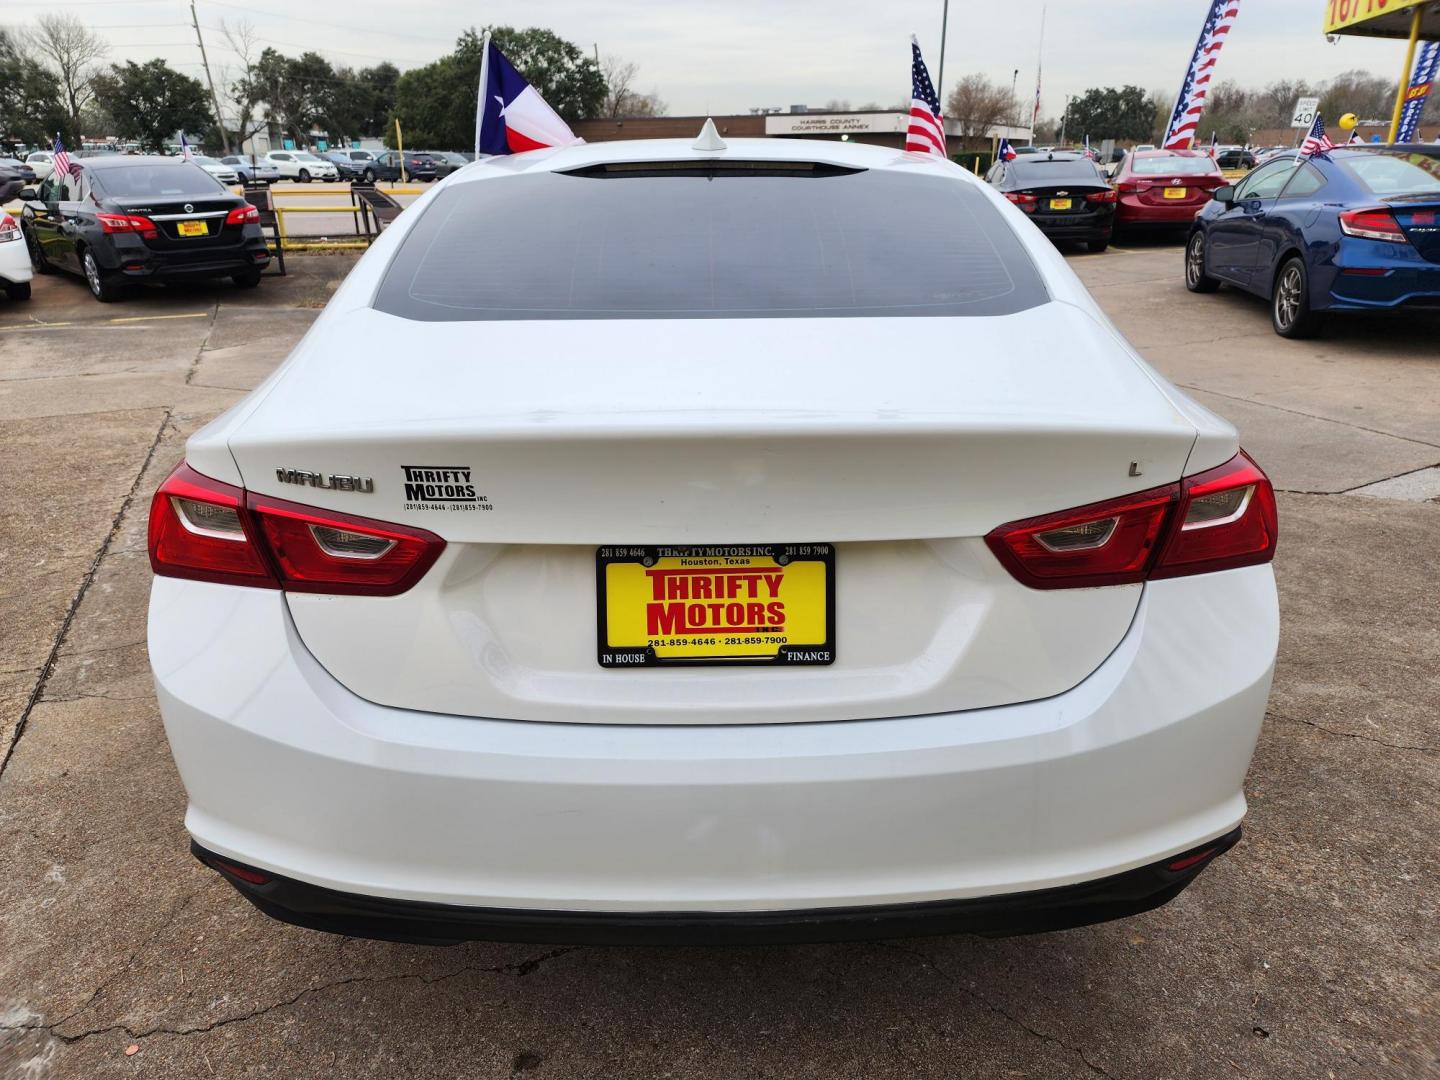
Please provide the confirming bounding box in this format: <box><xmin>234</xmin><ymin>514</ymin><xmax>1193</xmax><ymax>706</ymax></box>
<box><xmin>0</xmin><ymin>409</ymin><xmax>173</xmax><ymax>780</ymax></box>
<box><xmin>1266</xmin><ymin>710</ymin><xmax>1438</xmax><ymax>754</ymax></box>
<box><xmin>874</xmin><ymin>942</ymin><xmax>1118</xmax><ymax>1078</ymax></box>
<box><xmin>2</xmin><ymin>945</ymin><xmax>583</xmax><ymax>1047</ymax></box>
<box><xmin>1177</xmin><ymin>384</ymin><xmax>1440</xmax><ymax>452</ymax></box>
<box><xmin>184</xmin><ymin>303</ymin><xmax>223</xmax><ymax>386</ymax></box>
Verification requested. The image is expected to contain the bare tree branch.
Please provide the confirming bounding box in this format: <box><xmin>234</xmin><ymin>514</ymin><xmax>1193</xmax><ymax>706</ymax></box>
<box><xmin>26</xmin><ymin>13</ymin><xmax>108</xmax><ymax>132</ymax></box>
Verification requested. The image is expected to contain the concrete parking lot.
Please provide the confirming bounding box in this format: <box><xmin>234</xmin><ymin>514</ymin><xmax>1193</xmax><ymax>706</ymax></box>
<box><xmin>1</xmin><ymin>243</ymin><xmax>1436</xmax><ymax>1079</ymax></box>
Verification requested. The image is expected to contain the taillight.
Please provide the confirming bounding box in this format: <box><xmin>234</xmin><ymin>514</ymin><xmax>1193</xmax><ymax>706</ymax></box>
<box><xmin>1151</xmin><ymin>451</ymin><xmax>1278</xmax><ymax>578</ymax></box>
<box><xmin>97</xmin><ymin>212</ymin><xmax>158</xmax><ymax>239</ymax></box>
<box><xmin>985</xmin><ymin>450</ymin><xmax>1276</xmax><ymax>589</ymax></box>
<box><xmin>0</xmin><ymin>215</ymin><xmax>19</xmax><ymax>242</ymax></box>
<box><xmin>1115</xmin><ymin>181</ymin><xmax>1144</xmax><ymax>194</ymax></box>
<box><xmin>1086</xmin><ymin>189</ymin><xmax>1118</xmax><ymax>203</ymax></box>
<box><xmin>148</xmin><ymin>465</ymin><xmax>276</xmax><ymax>587</ymax></box>
<box><xmin>226</xmin><ymin>204</ymin><xmax>260</xmax><ymax>226</ymax></box>
<box><xmin>1005</xmin><ymin>192</ymin><xmax>1038</xmax><ymax>212</ymax></box>
<box><xmin>149</xmin><ymin>463</ymin><xmax>445</xmax><ymax>596</ymax></box>
<box><xmin>1339</xmin><ymin>207</ymin><xmax>1408</xmax><ymax>244</ymax></box>
<box><xmin>248</xmin><ymin>494</ymin><xmax>444</xmax><ymax>595</ymax></box>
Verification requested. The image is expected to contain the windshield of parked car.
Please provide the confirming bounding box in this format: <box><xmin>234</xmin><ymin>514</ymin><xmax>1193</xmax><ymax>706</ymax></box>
<box><xmin>1339</xmin><ymin>150</ymin><xmax>1440</xmax><ymax>197</ymax></box>
<box><xmin>90</xmin><ymin>164</ymin><xmax>225</xmax><ymax>197</ymax></box>
<box><xmin>375</xmin><ymin>166</ymin><xmax>1048</xmax><ymax>321</ymax></box>
<box><xmin>1008</xmin><ymin>158</ymin><xmax>1105</xmax><ymax>185</ymax></box>
<box><xmin>293</xmin><ymin>153</ymin><xmax>324</xmax><ymax>162</ymax></box>
<box><xmin>1131</xmin><ymin>156</ymin><xmax>1219</xmax><ymax>176</ymax></box>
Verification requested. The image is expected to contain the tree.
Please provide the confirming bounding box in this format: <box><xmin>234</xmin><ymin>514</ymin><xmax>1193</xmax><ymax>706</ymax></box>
<box><xmin>1147</xmin><ymin>88</ymin><xmax>1171</xmax><ymax>143</ymax></box>
<box><xmin>945</xmin><ymin>74</ymin><xmax>1015</xmax><ymax>145</ymax></box>
<box><xmin>92</xmin><ymin>60</ymin><xmax>213</xmax><ymax>152</ymax></box>
<box><xmin>390</xmin><ymin>27</ymin><xmax>605</xmax><ymax>149</ymax></box>
<box><xmin>0</xmin><ymin>28</ymin><xmax>70</xmax><ymax>150</ymax></box>
<box><xmin>1320</xmin><ymin>69</ymin><xmax>1395</xmax><ymax>123</ymax></box>
<box><xmin>26</xmin><ymin>13</ymin><xmax>108</xmax><ymax>137</ymax></box>
<box><xmin>1065</xmin><ymin>85</ymin><xmax>1154</xmax><ymax>142</ymax></box>
<box><xmin>601</xmin><ymin>55</ymin><xmax>666</xmax><ymax>118</ymax></box>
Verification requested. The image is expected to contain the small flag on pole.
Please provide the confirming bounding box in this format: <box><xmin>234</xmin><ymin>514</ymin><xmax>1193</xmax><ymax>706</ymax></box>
<box><xmin>1209</xmin><ymin>131</ymin><xmax>1219</xmax><ymax>155</ymax></box>
<box><xmin>905</xmin><ymin>36</ymin><xmax>947</xmax><ymax>158</ymax></box>
<box><xmin>998</xmin><ymin>138</ymin><xmax>1017</xmax><ymax>162</ymax></box>
<box><xmin>1299</xmin><ymin>113</ymin><xmax>1336</xmax><ymax>158</ymax></box>
<box><xmin>1347</xmin><ymin>128</ymin><xmax>1362</xmax><ymax>145</ymax></box>
<box><xmin>180</xmin><ymin>132</ymin><xmax>195</xmax><ymax>162</ymax></box>
<box><xmin>51</xmin><ymin>134</ymin><xmax>78</xmax><ymax>179</ymax></box>
<box><xmin>474</xmin><ymin>33</ymin><xmax>581</xmax><ymax>156</ymax></box>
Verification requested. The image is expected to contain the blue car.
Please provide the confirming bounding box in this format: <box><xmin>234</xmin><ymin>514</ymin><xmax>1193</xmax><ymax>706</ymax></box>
<box><xmin>1184</xmin><ymin>144</ymin><xmax>1440</xmax><ymax>337</ymax></box>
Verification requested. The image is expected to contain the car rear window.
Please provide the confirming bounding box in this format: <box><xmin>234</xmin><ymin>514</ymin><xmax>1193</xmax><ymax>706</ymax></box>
<box><xmin>1131</xmin><ymin>156</ymin><xmax>1219</xmax><ymax>176</ymax></box>
<box><xmin>1008</xmin><ymin>158</ymin><xmax>1106</xmax><ymax>185</ymax></box>
<box><xmin>373</xmin><ymin>167</ymin><xmax>1047</xmax><ymax>321</ymax></box>
<box><xmin>89</xmin><ymin>164</ymin><xmax>224</xmax><ymax>197</ymax></box>
<box><xmin>1339</xmin><ymin>150</ymin><xmax>1440</xmax><ymax>197</ymax></box>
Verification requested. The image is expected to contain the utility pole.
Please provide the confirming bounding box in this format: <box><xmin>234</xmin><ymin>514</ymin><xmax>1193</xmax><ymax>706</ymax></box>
<box><xmin>190</xmin><ymin>0</ymin><xmax>231</xmax><ymax>154</ymax></box>
<box><xmin>1011</xmin><ymin>68</ymin><xmax>1019</xmax><ymax>127</ymax></box>
<box><xmin>1059</xmin><ymin>93</ymin><xmax>1072</xmax><ymax>146</ymax></box>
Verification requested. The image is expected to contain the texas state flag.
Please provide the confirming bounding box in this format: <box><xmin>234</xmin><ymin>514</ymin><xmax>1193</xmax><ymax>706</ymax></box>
<box><xmin>474</xmin><ymin>36</ymin><xmax>582</xmax><ymax>156</ymax></box>
<box><xmin>998</xmin><ymin>138</ymin><xmax>1017</xmax><ymax>161</ymax></box>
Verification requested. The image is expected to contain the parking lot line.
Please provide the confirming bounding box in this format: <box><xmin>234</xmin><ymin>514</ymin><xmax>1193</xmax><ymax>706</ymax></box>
<box><xmin>0</xmin><ymin>311</ymin><xmax>211</xmax><ymax>333</ymax></box>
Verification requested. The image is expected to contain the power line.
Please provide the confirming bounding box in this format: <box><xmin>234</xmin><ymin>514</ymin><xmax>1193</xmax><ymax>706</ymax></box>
<box><xmin>196</xmin><ymin>0</ymin><xmax>451</xmax><ymax>45</ymax></box>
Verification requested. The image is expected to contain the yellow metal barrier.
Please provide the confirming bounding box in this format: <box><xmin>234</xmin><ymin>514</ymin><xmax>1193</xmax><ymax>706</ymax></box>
<box><xmin>267</xmin><ymin>204</ymin><xmax>374</xmax><ymax>251</ymax></box>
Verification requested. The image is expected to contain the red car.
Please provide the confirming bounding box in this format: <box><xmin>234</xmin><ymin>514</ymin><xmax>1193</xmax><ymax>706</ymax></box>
<box><xmin>1113</xmin><ymin>149</ymin><xmax>1227</xmax><ymax>230</ymax></box>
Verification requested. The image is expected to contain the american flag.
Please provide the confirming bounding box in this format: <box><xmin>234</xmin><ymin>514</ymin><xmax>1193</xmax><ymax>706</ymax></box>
<box><xmin>51</xmin><ymin>135</ymin><xmax>79</xmax><ymax>180</ymax></box>
<box><xmin>1162</xmin><ymin>0</ymin><xmax>1243</xmax><ymax>150</ymax></box>
<box><xmin>1299</xmin><ymin>113</ymin><xmax>1336</xmax><ymax>158</ymax></box>
<box><xmin>906</xmin><ymin>36</ymin><xmax>947</xmax><ymax>158</ymax></box>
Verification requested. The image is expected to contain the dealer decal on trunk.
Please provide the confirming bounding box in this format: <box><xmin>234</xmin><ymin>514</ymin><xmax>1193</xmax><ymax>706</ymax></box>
<box><xmin>401</xmin><ymin>465</ymin><xmax>494</xmax><ymax>512</ymax></box>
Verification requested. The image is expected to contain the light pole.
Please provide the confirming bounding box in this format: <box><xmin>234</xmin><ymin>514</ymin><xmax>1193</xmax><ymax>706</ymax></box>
<box><xmin>1058</xmin><ymin>93</ymin><xmax>1072</xmax><ymax>146</ymax></box>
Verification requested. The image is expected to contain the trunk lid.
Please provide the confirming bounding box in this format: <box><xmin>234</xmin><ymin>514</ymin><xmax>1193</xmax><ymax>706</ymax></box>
<box><xmin>224</xmin><ymin>302</ymin><xmax>1207</xmax><ymax>725</ymax></box>
<box><xmin>1389</xmin><ymin>199</ymin><xmax>1440</xmax><ymax>263</ymax></box>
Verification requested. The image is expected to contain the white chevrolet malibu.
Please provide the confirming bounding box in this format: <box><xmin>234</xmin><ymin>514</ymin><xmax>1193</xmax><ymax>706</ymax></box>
<box><xmin>147</xmin><ymin>135</ymin><xmax>1278</xmax><ymax>945</ymax></box>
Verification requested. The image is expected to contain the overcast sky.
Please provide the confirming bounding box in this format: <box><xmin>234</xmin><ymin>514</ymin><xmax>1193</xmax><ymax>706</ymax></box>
<box><xmin>22</xmin><ymin>0</ymin><xmax>1412</xmax><ymax>119</ymax></box>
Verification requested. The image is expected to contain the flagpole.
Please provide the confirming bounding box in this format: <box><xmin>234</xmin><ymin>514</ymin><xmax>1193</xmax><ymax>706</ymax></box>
<box><xmin>1030</xmin><ymin>5</ymin><xmax>1046</xmax><ymax>145</ymax></box>
<box><xmin>936</xmin><ymin>0</ymin><xmax>949</xmax><ymax>105</ymax></box>
<box><xmin>475</xmin><ymin>30</ymin><xmax>492</xmax><ymax>158</ymax></box>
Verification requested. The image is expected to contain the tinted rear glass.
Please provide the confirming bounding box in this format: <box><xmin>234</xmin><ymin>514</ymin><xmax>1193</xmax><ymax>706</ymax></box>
<box><xmin>1009</xmin><ymin>159</ymin><xmax>1105</xmax><ymax>185</ymax></box>
<box><xmin>91</xmin><ymin>164</ymin><xmax>224</xmax><ymax>198</ymax></box>
<box><xmin>1131</xmin><ymin>156</ymin><xmax>1219</xmax><ymax>176</ymax></box>
<box><xmin>374</xmin><ymin>168</ymin><xmax>1047</xmax><ymax>321</ymax></box>
<box><xmin>1339</xmin><ymin>149</ymin><xmax>1440</xmax><ymax>196</ymax></box>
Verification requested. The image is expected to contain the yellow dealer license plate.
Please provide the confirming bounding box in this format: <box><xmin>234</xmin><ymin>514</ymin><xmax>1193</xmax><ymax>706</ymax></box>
<box><xmin>597</xmin><ymin>544</ymin><xmax>835</xmax><ymax>667</ymax></box>
<box><xmin>177</xmin><ymin>220</ymin><xmax>208</xmax><ymax>237</ymax></box>
<box><xmin>1164</xmin><ymin>187</ymin><xmax>1188</xmax><ymax>200</ymax></box>
<box><xmin>1049</xmin><ymin>198</ymin><xmax>1072</xmax><ymax>210</ymax></box>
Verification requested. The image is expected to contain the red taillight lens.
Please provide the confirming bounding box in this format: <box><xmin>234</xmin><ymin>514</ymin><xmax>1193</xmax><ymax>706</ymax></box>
<box><xmin>1339</xmin><ymin>207</ymin><xmax>1407</xmax><ymax>244</ymax></box>
<box><xmin>1005</xmin><ymin>192</ymin><xmax>1038</xmax><ymax>212</ymax></box>
<box><xmin>1152</xmin><ymin>451</ymin><xmax>1277</xmax><ymax>578</ymax></box>
<box><xmin>149</xmin><ymin>463</ymin><xmax>445</xmax><ymax>595</ymax></box>
<box><xmin>0</xmin><ymin>215</ymin><xmax>20</xmax><ymax>242</ymax></box>
<box><xmin>1116</xmin><ymin>181</ymin><xmax>1145</xmax><ymax>193</ymax></box>
<box><xmin>148</xmin><ymin>464</ymin><xmax>277</xmax><ymax>587</ymax></box>
<box><xmin>1086</xmin><ymin>189</ymin><xmax>1118</xmax><ymax>203</ymax></box>
<box><xmin>97</xmin><ymin>212</ymin><xmax>158</xmax><ymax>239</ymax></box>
<box><xmin>226</xmin><ymin>204</ymin><xmax>260</xmax><ymax>226</ymax></box>
<box><xmin>986</xmin><ymin>450</ymin><xmax>1277</xmax><ymax>589</ymax></box>
<box><xmin>248</xmin><ymin>494</ymin><xmax>444</xmax><ymax>595</ymax></box>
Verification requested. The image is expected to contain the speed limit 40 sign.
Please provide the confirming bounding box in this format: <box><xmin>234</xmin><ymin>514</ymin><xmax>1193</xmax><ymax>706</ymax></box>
<box><xmin>1291</xmin><ymin>96</ymin><xmax>1320</xmax><ymax>128</ymax></box>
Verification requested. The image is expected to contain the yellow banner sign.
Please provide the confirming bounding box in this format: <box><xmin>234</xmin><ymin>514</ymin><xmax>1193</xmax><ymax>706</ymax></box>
<box><xmin>1324</xmin><ymin>0</ymin><xmax>1427</xmax><ymax>35</ymax></box>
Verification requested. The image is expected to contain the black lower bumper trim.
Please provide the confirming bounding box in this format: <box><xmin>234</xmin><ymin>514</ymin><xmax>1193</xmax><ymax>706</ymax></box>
<box><xmin>191</xmin><ymin>827</ymin><xmax>1240</xmax><ymax>946</ymax></box>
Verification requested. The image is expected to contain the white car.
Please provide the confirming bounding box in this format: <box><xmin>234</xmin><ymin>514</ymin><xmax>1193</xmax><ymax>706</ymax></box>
<box><xmin>147</xmin><ymin>134</ymin><xmax>1279</xmax><ymax>944</ymax></box>
<box><xmin>0</xmin><ymin>212</ymin><xmax>34</xmax><ymax>300</ymax></box>
<box><xmin>263</xmin><ymin>150</ymin><xmax>338</xmax><ymax>183</ymax></box>
<box><xmin>24</xmin><ymin>151</ymin><xmax>55</xmax><ymax>182</ymax></box>
<box><xmin>192</xmin><ymin>155</ymin><xmax>241</xmax><ymax>185</ymax></box>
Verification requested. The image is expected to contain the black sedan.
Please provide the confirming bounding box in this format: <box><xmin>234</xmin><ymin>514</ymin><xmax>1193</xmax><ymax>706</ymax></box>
<box><xmin>984</xmin><ymin>152</ymin><xmax>1116</xmax><ymax>252</ymax></box>
<box><xmin>19</xmin><ymin>155</ymin><xmax>271</xmax><ymax>302</ymax></box>
<box><xmin>1</xmin><ymin>158</ymin><xmax>38</xmax><ymax>201</ymax></box>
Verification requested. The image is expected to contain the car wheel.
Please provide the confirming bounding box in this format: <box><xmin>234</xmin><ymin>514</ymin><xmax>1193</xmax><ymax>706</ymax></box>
<box><xmin>1271</xmin><ymin>256</ymin><xmax>1323</xmax><ymax>339</ymax></box>
<box><xmin>232</xmin><ymin>269</ymin><xmax>262</xmax><ymax>288</ymax></box>
<box><xmin>298</xmin><ymin>169</ymin><xmax>310</xmax><ymax>183</ymax></box>
<box><xmin>82</xmin><ymin>249</ymin><xmax>121</xmax><ymax>303</ymax></box>
<box><xmin>1088</xmin><ymin>236</ymin><xmax>1110</xmax><ymax>253</ymax></box>
<box><xmin>1184</xmin><ymin>231</ymin><xmax>1221</xmax><ymax>293</ymax></box>
<box><xmin>4</xmin><ymin>280</ymin><xmax>31</xmax><ymax>301</ymax></box>
<box><xmin>362</xmin><ymin>169</ymin><xmax>375</xmax><ymax>184</ymax></box>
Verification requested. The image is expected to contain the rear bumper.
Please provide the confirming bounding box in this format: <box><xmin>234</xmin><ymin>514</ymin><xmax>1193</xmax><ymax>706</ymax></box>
<box><xmin>194</xmin><ymin>828</ymin><xmax>1242</xmax><ymax>945</ymax></box>
<box><xmin>1029</xmin><ymin>213</ymin><xmax>1114</xmax><ymax>241</ymax></box>
<box><xmin>1116</xmin><ymin>199</ymin><xmax>1205</xmax><ymax>226</ymax></box>
<box><xmin>150</xmin><ymin>565</ymin><xmax>1276</xmax><ymax>934</ymax></box>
